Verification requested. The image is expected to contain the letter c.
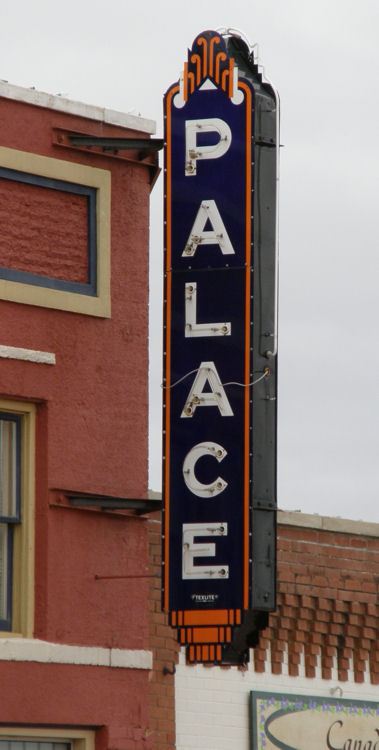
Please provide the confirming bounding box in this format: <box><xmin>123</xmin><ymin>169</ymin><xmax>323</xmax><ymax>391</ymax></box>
<box><xmin>327</xmin><ymin>720</ymin><xmax>344</xmax><ymax>750</ymax></box>
<box><xmin>182</xmin><ymin>441</ymin><xmax>227</xmax><ymax>498</ymax></box>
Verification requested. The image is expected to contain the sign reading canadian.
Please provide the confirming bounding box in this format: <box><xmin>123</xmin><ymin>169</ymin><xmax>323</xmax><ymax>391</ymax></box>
<box><xmin>162</xmin><ymin>29</ymin><xmax>278</xmax><ymax>664</ymax></box>
<box><xmin>251</xmin><ymin>692</ymin><xmax>379</xmax><ymax>750</ymax></box>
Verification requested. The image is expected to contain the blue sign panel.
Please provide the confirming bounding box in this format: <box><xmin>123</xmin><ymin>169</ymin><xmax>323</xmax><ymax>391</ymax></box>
<box><xmin>170</xmin><ymin>87</ymin><xmax>248</xmax><ymax>270</ymax></box>
<box><xmin>168</xmin><ymin>267</ymin><xmax>248</xmax><ymax>611</ymax></box>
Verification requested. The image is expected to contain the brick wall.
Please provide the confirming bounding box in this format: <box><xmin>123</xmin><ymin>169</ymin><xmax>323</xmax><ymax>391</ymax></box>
<box><xmin>147</xmin><ymin>514</ymin><xmax>179</xmax><ymax>750</ymax></box>
<box><xmin>175</xmin><ymin>512</ymin><xmax>379</xmax><ymax>750</ymax></box>
<box><xmin>0</xmin><ymin>83</ymin><xmax>157</xmax><ymax>750</ymax></box>
<box><xmin>254</xmin><ymin>513</ymin><xmax>379</xmax><ymax>683</ymax></box>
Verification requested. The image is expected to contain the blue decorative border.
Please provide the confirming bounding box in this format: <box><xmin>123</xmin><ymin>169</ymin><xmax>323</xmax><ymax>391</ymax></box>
<box><xmin>0</xmin><ymin>167</ymin><xmax>97</xmax><ymax>296</ymax></box>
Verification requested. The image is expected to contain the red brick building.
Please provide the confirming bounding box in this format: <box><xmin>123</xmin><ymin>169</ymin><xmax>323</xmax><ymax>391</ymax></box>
<box><xmin>175</xmin><ymin>511</ymin><xmax>379</xmax><ymax>749</ymax></box>
<box><xmin>0</xmin><ymin>81</ymin><xmax>174</xmax><ymax>750</ymax></box>
<box><xmin>1</xmin><ymin>81</ymin><xmax>377</xmax><ymax>750</ymax></box>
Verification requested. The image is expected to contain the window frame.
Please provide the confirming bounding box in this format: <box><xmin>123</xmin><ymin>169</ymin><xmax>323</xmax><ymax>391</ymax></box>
<box><xmin>0</xmin><ymin>166</ymin><xmax>98</xmax><ymax>296</ymax></box>
<box><xmin>0</xmin><ymin>146</ymin><xmax>111</xmax><ymax>317</ymax></box>
<box><xmin>0</xmin><ymin>522</ymin><xmax>13</xmax><ymax>630</ymax></box>
<box><xmin>0</xmin><ymin>400</ymin><xmax>35</xmax><ymax>637</ymax></box>
<box><xmin>0</xmin><ymin>412</ymin><xmax>22</xmax><ymax>629</ymax></box>
<box><xmin>0</xmin><ymin>728</ymin><xmax>94</xmax><ymax>750</ymax></box>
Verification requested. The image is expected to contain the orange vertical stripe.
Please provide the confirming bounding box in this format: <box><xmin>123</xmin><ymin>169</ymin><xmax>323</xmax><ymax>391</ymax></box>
<box><xmin>197</xmin><ymin>36</ymin><xmax>208</xmax><ymax>77</ymax></box>
<box><xmin>191</xmin><ymin>54</ymin><xmax>201</xmax><ymax>85</ymax></box>
<box><xmin>188</xmin><ymin>72</ymin><xmax>195</xmax><ymax>95</ymax></box>
<box><xmin>209</xmin><ymin>35</ymin><xmax>220</xmax><ymax>78</ymax></box>
<box><xmin>228</xmin><ymin>59</ymin><xmax>234</xmax><ymax>98</ymax></box>
<box><xmin>183</xmin><ymin>63</ymin><xmax>188</xmax><ymax>102</ymax></box>
<box><xmin>215</xmin><ymin>52</ymin><xmax>226</xmax><ymax>83</ymax></box>
<box><xmin>163</xmin><ymin>85</ymin><xmax>180</xmax><ymax>614</ymax></box>
<box><xmin>238</xmin><ymin>82</ymin><xmax>253</xmax><ymax>610</ymax></box>
<box><xmin>221</xmin><ymin>68</ymin><xmax>228</xmax><ymax>93</ymax></box>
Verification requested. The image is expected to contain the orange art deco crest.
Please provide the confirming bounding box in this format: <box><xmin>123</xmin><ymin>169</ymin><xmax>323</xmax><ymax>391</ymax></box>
<box><xmin>182</xmin><ymin>31</ymin><xmax>236</xmax><ymax>101</ymax></box>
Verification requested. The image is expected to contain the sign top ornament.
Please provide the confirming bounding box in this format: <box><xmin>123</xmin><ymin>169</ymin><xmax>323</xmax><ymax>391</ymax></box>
<box><xmin>180</xmin><ymin>31</ymin><xmax>237</xmax><ymax>101</ymax></box>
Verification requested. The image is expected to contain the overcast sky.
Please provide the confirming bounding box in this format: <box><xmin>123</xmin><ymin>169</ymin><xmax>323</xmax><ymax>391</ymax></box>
<box><xmin>1</xmin><ymin>0</ymin><xmax>378</xmax><ymax>521</ymax></box>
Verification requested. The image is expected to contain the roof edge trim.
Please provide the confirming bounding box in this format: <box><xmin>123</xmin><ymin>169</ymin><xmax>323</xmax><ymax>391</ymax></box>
<box><xmin>278</xmin><ymin>510</ymin><xmax>379</xmax><ymax>538</ymax></box>
<box><xmin>0</xmin><ymin>81</ymin><xmax>156</xmax><ymax>135</ymax></box>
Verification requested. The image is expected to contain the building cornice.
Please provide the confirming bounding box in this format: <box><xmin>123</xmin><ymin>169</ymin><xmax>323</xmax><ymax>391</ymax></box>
<box><xmin>0</xmin><ymin>81</ymin><xmax>156</xmax><ymax>134</ymax></box>
<box><xmin>278</xmin><ymin>510</ymin><xmax>379</xmax><ymax>538</ymax></box>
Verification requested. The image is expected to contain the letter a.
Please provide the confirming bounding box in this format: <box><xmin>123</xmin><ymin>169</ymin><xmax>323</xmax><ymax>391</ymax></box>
<box><xmin>182</xmin><ymin>200</ymin><xmax>235</xmax><ymax>257</ymax></box>
<box><xmin>181</xmin><ymin>361</ymin><xmax>233</xmax><ymax>418</ymax></box>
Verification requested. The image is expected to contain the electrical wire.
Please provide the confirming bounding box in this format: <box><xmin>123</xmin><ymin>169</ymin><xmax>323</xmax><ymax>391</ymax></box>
<box><xmin>222</xmin><ymin>371</ymin><xmax>268</xmax><ymax>387</ymax></box>
<box><xmin>162</xmin><ymin>368</ymin><xmax>200</xmax><ymax>390</ymax></box>
<box><xmin>162</xmin><ymin>367</ymin><xmax>269</xmax><ymax>390</ymax></box>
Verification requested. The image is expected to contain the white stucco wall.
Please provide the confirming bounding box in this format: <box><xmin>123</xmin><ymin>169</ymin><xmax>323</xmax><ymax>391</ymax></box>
<box><xmin>176</xmin><ymin>645</ymin><xmax>378</xmax><ymax>750</ymax></box>
<box><xmin>175</xmin><ymin>512</ymin><xmax>379</xmax><ymax>750</ymax></box>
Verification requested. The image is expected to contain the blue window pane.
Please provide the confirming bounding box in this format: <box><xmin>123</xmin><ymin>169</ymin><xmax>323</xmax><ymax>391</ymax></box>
<box><xmin>0</xmin><ymin>419</ymin><xmax>17</xmax><ymax>518</ymax></box>
<box><xmin>0</xmin><ymin>524</ymin><xmax>8</xmax><ymax>621</ymax></box>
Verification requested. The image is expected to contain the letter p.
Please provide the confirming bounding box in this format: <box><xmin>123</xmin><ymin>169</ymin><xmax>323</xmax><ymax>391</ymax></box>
<box><xmin>185</xmin><ymin>118</ymin><xmax>232</xmax><ymax>176</ymax></box>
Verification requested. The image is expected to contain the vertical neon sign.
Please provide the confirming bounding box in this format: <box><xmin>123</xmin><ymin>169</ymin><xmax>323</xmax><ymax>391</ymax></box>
<box><xmin>163</xmin><ymin>30</ymin><xmax>278</xmax><ymax>664</ymax></box>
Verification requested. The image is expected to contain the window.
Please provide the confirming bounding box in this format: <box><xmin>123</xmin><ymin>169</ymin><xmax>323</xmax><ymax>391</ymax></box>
<box><xmin>0</xmin><ymin>413</ymin><xmax>21</xmax><ymax>629</ymax></box>
<box><xmin>0</xmin><ymin>741</ymin><xmax>69</xmax><ymax>750</ymax></box>
<box><xmin>0</xmin><ymin>400</ymin><xmax>35</xmax><ymax>636</ymax></box>
<box><xmin>0</xmin><ymin>167</ymin><xmax>98</xmax><ymax>296</ymax></box>
<box><xmin>0</xmin><ymin>730</ymin><xmax>94</xmax><ymax>750</ymax></box>
<box><xmin>0</xmin><ymin>147</ymin><xmax>110</xmax><ymax>317</ymax></box>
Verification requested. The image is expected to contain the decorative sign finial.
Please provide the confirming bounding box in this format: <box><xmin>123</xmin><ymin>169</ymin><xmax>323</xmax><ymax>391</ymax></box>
<box><xmin>181</xmin><ymin>31</ymin><xmax>236</xmax><ymax>100</ymax></box>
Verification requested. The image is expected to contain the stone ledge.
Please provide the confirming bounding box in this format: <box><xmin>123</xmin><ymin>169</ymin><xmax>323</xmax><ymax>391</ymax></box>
<box><xmin>0</xmin><ymin>638</ymin><xmax>152</xmax><ymax>669</ymax></box>
<box><xmin>278</xmin><ymin>510</ymin><xmax>379</xmax><ymax>538</ymax></box>
<box><xmin>0</xmin><ymin>345</ymin><xmax>56</xmax><ymax>365</ymax></box>
<box><xmin>149</xmin><ymin>490</ymin><xmax>379</xmax><ymax>538</ymax></box>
